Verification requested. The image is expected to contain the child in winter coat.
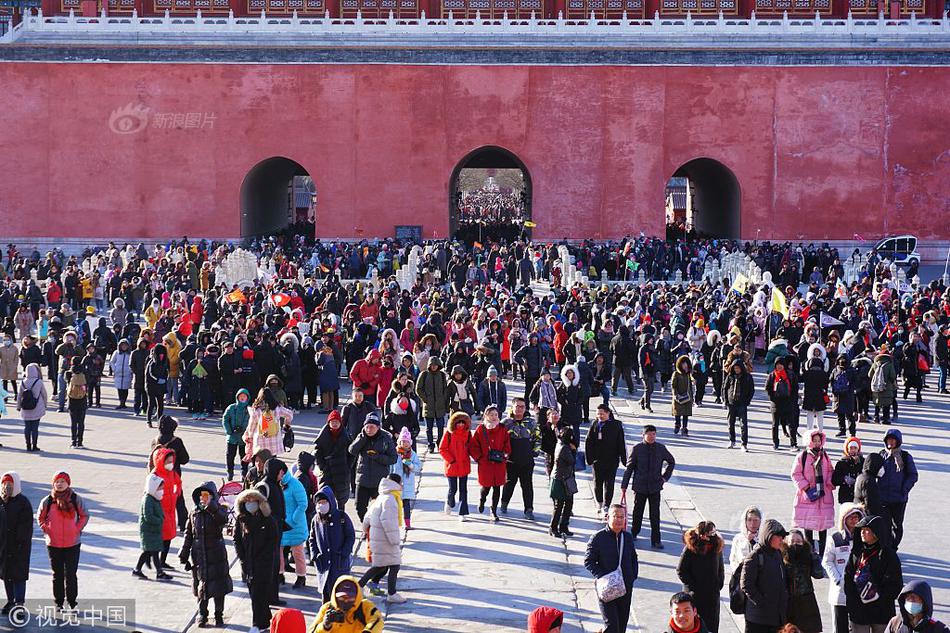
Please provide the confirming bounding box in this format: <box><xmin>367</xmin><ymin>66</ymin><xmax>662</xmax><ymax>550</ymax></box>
<box><xmin>222</xmin><ymin>389</ymin><xmax>250</xmax><ymax>481</ymax></box>
<box><xmin>390</xmin><ymin>427</ymin><xmax>421</xmax><ymax>529</ymax></box>
<box><xmin>133</xmin><ymin>474</ymin><xmax>170</xmax><ymax>580</ymax></box>
<box><xmin>151</xmin><ymin>447</ymin><xmax>182</xmax><ymax>569</ymax></box>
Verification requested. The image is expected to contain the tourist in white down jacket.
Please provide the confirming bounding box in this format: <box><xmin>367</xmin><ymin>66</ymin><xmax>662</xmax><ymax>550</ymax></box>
<box><xmin>822</xmin><ymin>502</ymin><xmax>866</xmax><ymax>633</ymax></box>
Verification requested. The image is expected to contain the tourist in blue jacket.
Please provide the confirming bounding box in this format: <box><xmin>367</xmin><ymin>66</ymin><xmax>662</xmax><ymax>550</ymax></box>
<box><xmin>877</xmin><ymin>429</ymin><xmax>918</xmax><ymax>548</ymax></box>
<box><xmin>308</xmin><ymin>486</ymin><xmax>355</xmax><ymax>603</ymax></box>
<box><xmin>280</xmin><ymin>467</ymin><xmax>309</xmax><ymax>589</ymax></box>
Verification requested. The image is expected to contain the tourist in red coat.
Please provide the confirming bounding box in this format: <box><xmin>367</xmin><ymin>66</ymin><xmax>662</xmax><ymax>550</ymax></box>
<box><xmin>439</xmin><ymin>411</ymin><xmax>472</xmax><ymax>521</ymax></box>
<box><xmin>151</xmin><ymin>446</ymin><xmax>182</xmax><ymax>569</ymax></box>
<box><xmin>469</xmin><ymin>404</ymin><xmax>511</xmax><ymax>522</ymax></box>
<box><xmin>349</xmin><ymin>349</ymin><xmax>382</xmax><ymax>400</ymax></box>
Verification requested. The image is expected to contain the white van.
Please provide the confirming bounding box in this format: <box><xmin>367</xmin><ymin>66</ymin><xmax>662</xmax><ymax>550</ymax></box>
<box><xmin>874</xmin><ymin>235</ymin><xmax>921</xmax><ymax>267</ymax></box>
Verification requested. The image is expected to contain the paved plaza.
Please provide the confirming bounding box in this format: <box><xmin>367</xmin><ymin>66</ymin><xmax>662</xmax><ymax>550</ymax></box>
<box><xmin>0</xmin><ymin>363</ymin><xmax>947</xmax><ymax>632</ymax></box>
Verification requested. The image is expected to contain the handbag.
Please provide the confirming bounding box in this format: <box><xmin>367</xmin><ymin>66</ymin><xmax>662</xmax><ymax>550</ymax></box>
<box><xmin>574</xmin><ymin>450</ymin><xmax>587</xmax><ymax>472</ymax></box>
<box><xmin>565</xmin><ymin>475</ymin><xmax>579</xmax><ymax>496</ymax></box>
<box><xmin>282</xmin><ymin>425</ymin><xmax>295</xmax><ymax>450</ymax></box>
<box><xmin>917</xmin><ymin>355</ymin><xmax>930</xmax><ymax>373</ymax></box>
<box><xmin>482</xmin><ymin>426</ymin><xmax>505</xmax><ymax>463</ymax></box>
<box><xmin>595</xmin><ymin>532</ymin><xmax>627</xmax><ymax>603</ymax></box>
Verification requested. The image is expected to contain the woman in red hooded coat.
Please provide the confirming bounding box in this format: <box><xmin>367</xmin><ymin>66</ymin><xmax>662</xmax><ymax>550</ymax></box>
<box><xmin>151</xmin><ymin>446</ymin><xmax>182</xmax><ymax>568</ymax></box>
<box><xmin>469</xmin><ymin>404</ymin><xmax>511</xmax><ymax>522</ymax></box>
<box><xmin>439</xmin><ymin>412</ymin><xmax>472</xmax><ymax>521</ymax></box>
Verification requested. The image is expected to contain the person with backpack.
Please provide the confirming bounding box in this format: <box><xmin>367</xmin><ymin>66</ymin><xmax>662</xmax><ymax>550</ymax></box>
<box><xmin>877</xmin><ymin>429</ymin><xmax>918</xmax><ymax>549</ymax></box>
<box><xmin>830</xmin><ymin>356</ymin><xmax>857</xmax><ymax>438</ymax></box>
<box><xmin>739</xmin><ymin>518</ymin><xmax>789</xmax><ymax>633</ymax></box>
<box><xmin>81</xmin><ymin>342</ymin><xmax>104</xmax><ymax>409</ymax></box>
<box><xmin>65</xmin><ymin>357</ymin><xmax>88</xmax><ymax>449</ymax></box>
<box><xmin>15</xmin><ymin>362</ymin><xmax>47</xmax><ymax>452</ymax></box>
<box><xmin>822</xmin><ymin>503</ymin><xmax>866</xmax><ymax>633</ymax></box>
<box><xmin>791</xmin><ymin>429</ymin><xmax>836</xmax><ymax>557</ymax></box>
<box><xmin>766</xmin><ymin>357</ymin><xmax>798</xmax><ymax>451</ymax></box>
<box><xmin>868</xmin><ymin>346</ymin><xmax>897</xmax><ymax>425</ymax></box>
<box><xmin>416</xmin><ymin>355</ymin><xmax>450</xmax><ymax>452</ymax></box>
<box><xmin>36</xmin><ymin>472</ymin><xmax>89</xmax><ymax>612</ymax></box>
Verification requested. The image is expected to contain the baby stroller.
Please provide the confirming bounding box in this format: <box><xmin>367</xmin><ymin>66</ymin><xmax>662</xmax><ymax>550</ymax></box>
<box><xmin>218</xmin><ymin>479</ymin><xmax>244</xmax><ymax>536</ymax></box>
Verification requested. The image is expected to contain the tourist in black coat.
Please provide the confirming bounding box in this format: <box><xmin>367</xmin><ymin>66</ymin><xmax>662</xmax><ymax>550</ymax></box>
<box><xmin>676</xmin><ymin>521</ymin><xmax>725</xmax><ymax>633</ymax></box>
<box><xmin>844</xmin><ymin>515</ymin><xmax>903</xmax><ymax>630</ymax></box>
<box><xmin>620</xmin><ymin>424</ymin><xmax>675</xmax><ymax>547</ymax></box>
<box><xmin>585</xmin><ymin>403</ymin><xmax>626</xmax><ymax>513</ymax></box>
<box><xmin>853</xmin><ymin>452</ymin><xmax>886</xmax><ymax>519</ymax></box>
<box><xmin>0</xmin><ymin>472</ymin><xmax>33</xmax><ymax>613</ymax></box>
<box><xmin>741</xmin><ymin>518</ymin><xmax>790</xmax><ymax>633</ymax></box>
<box><xmin>832</xmin><ymin>437</ymin><xmax>864</xmax><ymax>504</ymax></box>
<box><xmin>180</xmin><ymin>482</ymin><xmax>233</xmax><ymax>628</ymax></box>
<box><xmin>233</xmin><ymin>488</ymin><xmax>279</xmax><ymax>631</ymax></box>
<box><xmin>585</xmin><ymin>504</ymin><xmax>639</xmax><ymax>633</ymax></box>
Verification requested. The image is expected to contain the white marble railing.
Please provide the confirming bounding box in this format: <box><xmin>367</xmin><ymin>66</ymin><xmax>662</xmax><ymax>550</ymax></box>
<box><xmin>9</xmin><ymin>7</ymin><xmax>950</xmax><ymax>37</ymax></box>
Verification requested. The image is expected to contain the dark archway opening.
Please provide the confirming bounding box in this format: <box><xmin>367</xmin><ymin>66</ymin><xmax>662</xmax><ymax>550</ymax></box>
<box><xmin>240</xmin><ymin>157</ymin><xmax>316</xmax><ymax>238</ymax></box>
<box><xmin>664</xmin><ymin>158</ymin><xmax>740</xmax><ymax>241</ymax></box>
<box><xmin>449</xmin><ymin>146</ymin><xmax>532</xmax><ymax>245</ymax></box>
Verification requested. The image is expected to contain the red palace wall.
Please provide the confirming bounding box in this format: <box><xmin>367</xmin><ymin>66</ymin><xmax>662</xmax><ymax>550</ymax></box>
<box><xmin>0</xmin><ymin>63</ymin><xmax>948</xmax><ymax>241</ymax></box>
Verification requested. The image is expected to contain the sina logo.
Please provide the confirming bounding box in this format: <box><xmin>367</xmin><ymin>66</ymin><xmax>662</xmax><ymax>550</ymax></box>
<box><xmin>108</xmin><ymin>103</ymin><xmax>151</xmax><ymax>135</ymax></box>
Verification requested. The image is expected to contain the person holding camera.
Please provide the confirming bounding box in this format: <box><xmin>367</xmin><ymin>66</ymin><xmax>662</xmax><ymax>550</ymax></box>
<box><xmin>312</xmin><ymin>576</ymin><xmax>384</xmax><ymax>633</ymax></box>
<box><xmin>469</xmin><ymin>404</ymin><xmax>511</xmax><ymax>522</ymax></box>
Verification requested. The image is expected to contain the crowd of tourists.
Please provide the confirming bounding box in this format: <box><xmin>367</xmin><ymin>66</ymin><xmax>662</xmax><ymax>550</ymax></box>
<box><xmin>0</xmin><ymin>233</ymin><xmax>946</xmax><ymax>633</ymax></box>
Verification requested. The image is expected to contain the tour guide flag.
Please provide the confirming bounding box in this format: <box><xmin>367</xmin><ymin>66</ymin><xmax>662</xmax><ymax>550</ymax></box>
<box><xmin>730</xmin><ymin>273</ymin><xmax>750</xmax><ymax>294</ymax></box>
<box><xmin>226</xmin><ymin>289</ymin><xmax>246</xmax><ymax>304</ymax></box>
<box><xmin>626</xmin><ymin>259</ymin><xmax>639</xmax><ymax>271</ymax></box>
<box><xmin>820</xmin><ymin>312</ymin><xmax>844</xmax><ymax>328</ymax></box>
<box><xmin>771</xmin><ymin>286</ymin><xmax>789</xmax><ymax>318</ymax></box>
<box><xmin>524</xmin><ymin>220</ymin><xmax>537</xmax><ymax>228</ymax></box>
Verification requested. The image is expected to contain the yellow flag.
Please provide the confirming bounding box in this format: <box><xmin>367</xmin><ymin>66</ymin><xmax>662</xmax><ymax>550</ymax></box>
<box><xmin>523</xmin><ymin>220</ymin><xmax>537</xmax><ymax>228</ymax></box>
<box><xmin>771</xmin><ymin>286</ymin><xmax>789</xmax><ymax>318</ymax></box>
<box><xmin>730</xmin><ymin>273</ymin><xmax>750</xmax><ymax>294</ymax></box>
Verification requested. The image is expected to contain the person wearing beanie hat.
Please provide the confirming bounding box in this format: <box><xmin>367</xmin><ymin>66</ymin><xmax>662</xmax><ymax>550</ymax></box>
<box><xmin>832</xmin><ymin>437</ymin><xmax>864</xmax><ymax>505</ymax></box>
<box><xmin>528</xmin><ymin>606</ymin><xmax>564</xmax><ymax>633</ymax></box>
<box><xmin>390</xmin><ymin>427</ymin><xmax>420</xmax><ymax>529</ymax></box>
<box><xmin>313</xmin><ymin>409</ymin><xmax>354</xmax><ymax>509</ymax></box>
<box><xmin>1</xmin><ymin>471</ymin><xmax>32</xmax><ymax>614</ymax></box>
<box><xmin>477</xmin><ymin>364</ymin><xmax>508</xmax><ymax>416</ymax></box>
<box><xmin>348</xmin><ymin>409</ymin><xmax>397</xmax><ymax>522</ymax></box>
<box><xmin>37</xmin><ymin>471</ymin><xmax>89</xmax><ymax>611</ymax></box>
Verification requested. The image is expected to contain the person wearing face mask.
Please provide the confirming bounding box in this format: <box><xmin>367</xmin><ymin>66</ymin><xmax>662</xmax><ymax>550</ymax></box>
<box><xmin>676</xmin><ymin>521</ymin><xmax>725</xmax><ymax>633</ymax></box>
<box><xmin>888</xmin><ymin>581</ymin><xmax>949</xmax><ymax>633</ymax></box>
<box><xmin>312</xmin><ymin>576</ymin><xmax>384</xmax><ymax>633</ymax></box>
<box><xmin>234</xmin><ymin>487</ymin><xmax>279</xmax><ymax>633</ymax></box>
<box><xmin>133</xmin><ymin>474</ymin><xmax>170</xmax><ymax>581</ymax></box>
<box><xmin>180</xmin><ymin>482</ymin><xmax>233</xmax><ymax>628</ymax></box>
<box><xmin>222</xmin><ymin>389</ymin><xmax>251</xmax><ymax>481</ymax></box>
<box><xmin>792</xmin><ymin>429</ymin><xmax>836</xmax><ymax>557</ymax></box>
<box><xmin>470</xmin><ymin>404</ymin><xmax>511</xmax><ymax>523</ymax></box>
<box><xmin>36</xmin><ymin>471</ymin><xmax>89</xmax><ymax>612</ymax></box>
<box><xmin>868</xmin><ymin>346</ymin><xmax>897</xmax><ymax>425</ymax></box>
<box><xmin>150</xmin><ymin>447</ymin><xmax>182</xmax><ymax>570</ymax></box>
<box><xmin>844</xmin><ymin>515</ymin><xmax>903</xmax><ymax>633</ymax></box>
<box><xmin>740</xmin><ymin>519</ymin><xmax>790</xmax><ymax>633</ymax></box>
<box><xmin>1</xmin><ymin>472</ymin><xmax>33</xmax><ymax>616</ymax></box>
<box><xmin>16</xmin><ymin>362</ymin><xmax>47</xmax><ymax>452</ymax></box>
<box><xmin>783</xmin><ymin>529</ymin><xmax>824</xmax><ymax>633</ymax></box>
<box><xmin>308</xmin><ymin>486</ymin><xmax>355</xmax><ymax>603</ymax></box>
<box><xmin>822</xmin><ymin>504</ymin><xmax>866</xmax><ymax>633</ymax></box>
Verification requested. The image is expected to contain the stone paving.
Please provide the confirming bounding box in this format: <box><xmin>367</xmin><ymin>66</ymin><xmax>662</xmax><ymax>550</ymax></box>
<box><xmin>1</xmin><ymin>363</ymin><xmax>947</xmax><ymax>632</ymax></box>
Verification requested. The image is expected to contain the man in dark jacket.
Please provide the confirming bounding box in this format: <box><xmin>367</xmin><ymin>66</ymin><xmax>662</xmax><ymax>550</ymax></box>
<box><xmin>500</xmin><ymin>398</ymin><xmax>540</xmax><ymax>521</ymax></box>
<box><xmin>585</xmin><ymin>404</ymin><xmax>626</xmax><ymax>515</ymax></box>
<box><xmin>877</xmin><ymin>429</ymin><xmax>918</xmax><ymax>548</ymax></box>
<box><xmin>722</xmin><ymin>357</ymin><xmax>756</xmax><ymax>451</ymax></box>
<box><xmin>0</xmin><ymin>472</ymin><xmax>32</xmax><ymax>615</ymax></box>
<box><xmin>741</xmin><ymin>518</ymin><xmax>790</xmax><ymax>633</ymax></box>
<box><xmin>513</xmin><ymin>334</ymin><xmax>544</xmax><ymax>404</ymax></box>
<box><xmin>888</xmin><ymin>580</ymin><xmax>950</xmax><ymax>633</ymax></box>
<box><xmin>130</xmin><ymin>338</ymin><xmax>150</xmax><ymax>416</ymax></box>
<box><xmin>476</xmin><ymin>366</ymin><xmax>508</xmax><ymax>413</ymax></box>
<box><xmin>347</xmin><ymin>412</ymin><xmax>397</xmax><ymax>522</ymax></box>
<box><xmin>638</xmin><ymin>334</ymin><xmax>657</xmax><ymax>412</ymax></box>
<box><xmin>610</xmin><ymin>325</ymin><xmax>636</xmax><ymax>396</ymax></box>
<box><xmin>217</xmin><ymin>341</ymin><xmax>241</xmax><ymax>404</ymax></box>
<box><xmin>584</xmin><ymin>504</ymin><xmax>638</xmax><ymax>633</ymax></box>
<box><xmin>341</xmin><ymin>390</ymin><xmax>375</xmax><ymax>495</ymax></box>
<box><xmin>620</xmin><ymin>424</ymin><xmax>675</xmax><ymax>548</ymax></box>
<box><xmin>313</xmin><ymin>410</ymin><xmax>353</xmax><ymax>509</ymax></box>
<box><xmin>844</xmin><ymin>515</ymin><xmax>903</xmax><ymax>632</ymax></box>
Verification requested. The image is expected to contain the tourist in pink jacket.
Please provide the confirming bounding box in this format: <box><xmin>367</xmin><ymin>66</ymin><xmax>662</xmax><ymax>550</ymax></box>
<box><xmin>791</xmin><ymin>429</ymin><xmax>835</xmax><ymax>558</ymax></box>
<box><xmin>36</xmin><ymin>471</ymin><xmax>90</xmax><ymax>611</ymax></box>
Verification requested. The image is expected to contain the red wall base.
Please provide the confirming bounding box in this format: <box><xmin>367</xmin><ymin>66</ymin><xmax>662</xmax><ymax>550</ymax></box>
<box><xmin>1</xmin><ymin>63</ymin><xmax>947</xmax><ymax>241</ymax></box>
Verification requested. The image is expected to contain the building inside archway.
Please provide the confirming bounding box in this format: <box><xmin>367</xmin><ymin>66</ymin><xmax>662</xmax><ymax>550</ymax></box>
<box><xmin>240</xmin><ymin>157</ymin><xmax>316</xmax><ymax>238</ymax></box>
<box><xmin>664</xmin><ymin>158</ymin><xmax>740</xmax><ymax>241</ymax></box>
<box><xmin>451</xmin><ymin>147</ymin><xmax>531</xmax><ymax>244</ymax></box>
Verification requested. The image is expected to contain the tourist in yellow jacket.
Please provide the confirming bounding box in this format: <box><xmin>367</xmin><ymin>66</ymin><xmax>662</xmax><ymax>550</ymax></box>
<box><xmin>163</xmin><ymin>331</ymin><xmax>182</xmax><ymax>404</ymax></box>
<box><xmin>310</xmin><ymin>576</ymin><xmax>383</xmax><ymax>633</ymax></box>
